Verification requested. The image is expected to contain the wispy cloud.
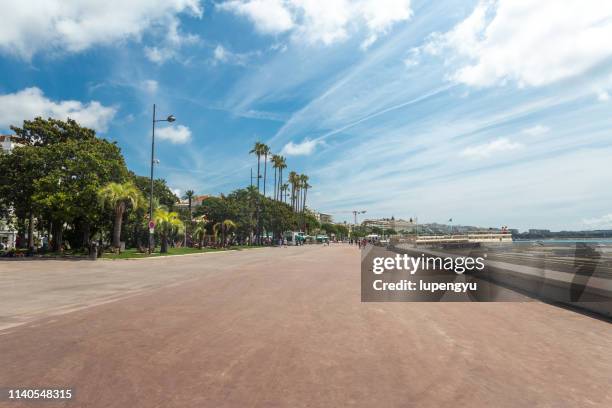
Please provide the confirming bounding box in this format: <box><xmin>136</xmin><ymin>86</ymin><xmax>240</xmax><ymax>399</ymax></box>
<box><xmin>212</xmin><ymin>44</ymin><xmax>256</xmax><ymax>65</ymax></box>
<box><xmin>522</xmin><ymin>125</ymin><xmax>550</xmax><ymax>137</ymax></box>
<box><xmin>460</xmin><ymin>138</ymin><xmax>523</xmax><ymax>159</ymax></box>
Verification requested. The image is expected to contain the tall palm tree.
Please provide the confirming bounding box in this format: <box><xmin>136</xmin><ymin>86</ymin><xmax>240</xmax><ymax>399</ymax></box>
<box><xmin>153</xmin><ymin>208</ymin><xmax>184</xmax><ymax>253</ymax></box>
<box><xmin>300</xmin><ymin>175</ymin><xmax>311</xmax><ymax>230</ymax></box>
<box><xmin>298</xmin><ymin>174</ymin><xmax>307</xmax><ymax>212</ymax></box>
<box><xmin>261</xmin><ymin>144</ymin><xmax>270</xmax><ymax>196</ymax></box>
<box><xmin>183</xmin><ymin>190</ymin><xmax>195</xmax><ymax>218</ymax></box>
<box><xmin>183</xmin><ymin>189</ymin><xmax>195</xmax><ymax>246</ymax></box>
<box><xmin>98</xmin><ymin>181</ymin><xmax>143</xmax><ymax>249</ymax></box>
<box><xmin>288</xmin><ymin>171</ymin><xmax>298</xmax><ymax>211</ymax></box>
<box><xmin>249</xmin><ymin>142</ymin><xmax>265</xmax><ymax>192</ymax></box>
<box><xmin>271</xmin><ymin>154</ymin><xmax>283</xmax><ymax>200</ymax></box>
<box><xmin>281</xmin><ymin>183</ymin><xmax>289</xmax><ymax>204</ymax></box>
<box><xmin>277</xmin><ymin>156</ymin><xmax>287</xmax><ymax>201</ymax></box>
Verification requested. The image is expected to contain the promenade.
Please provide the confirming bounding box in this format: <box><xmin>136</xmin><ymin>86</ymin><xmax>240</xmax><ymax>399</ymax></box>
<box><xmin>1</xmin><ymin>245</ymin><xmax>611</xmax><ymax>407</ymax></box>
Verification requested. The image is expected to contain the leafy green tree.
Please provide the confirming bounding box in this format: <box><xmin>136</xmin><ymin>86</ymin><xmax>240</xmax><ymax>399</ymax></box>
<box><xmin>98</xmin><ymin>182</ymin><xmax>143</xmax><ymax>249</ymax></box>
<box><xmin>371</xmin><ymin>226</ymin><xmax>383</xmax><ymax>235</ymax></box>
<box><xmin>131</xmin><ymin>173</ymin><xmax>179</xmax><ymax>210</ymax></box>
<box><xmin>33</xmin><ymin>138</ymin><xmax>128</xmax><ymax>250</ymax></box>
<box><xmin>153</xmin><ymin>208</ymin><xmax>184</xmax><ymax>253</ymax></box>
<box><xmin>0</xmin><ymin>145</ymin><xmax>44</xmax><ymax>248</ymax></box>
<box><xmin>11</xmin><ymin>117</ymin><xmax>96</xmax><ymax>147</ymax></box>
<box><xmin>321</xmin><ymin>223</ymin><xmax>338</xmax><ymax>236</ymax></box>
<box><xmin>5</xmin><ymin>118</ymin><xmax>129</xmax><ymax>250</ymax></box>
<box><xmin>335</xmin><ymin>224</ymin><xmax>349</xmax><ymax>239</ymax></box>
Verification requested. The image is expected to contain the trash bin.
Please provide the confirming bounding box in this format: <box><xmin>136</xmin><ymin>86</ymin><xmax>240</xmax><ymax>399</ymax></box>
<box><xmin>89</xmin><ymin>242</ymin><xmax>98</xmax><ymax>260</ymax></box>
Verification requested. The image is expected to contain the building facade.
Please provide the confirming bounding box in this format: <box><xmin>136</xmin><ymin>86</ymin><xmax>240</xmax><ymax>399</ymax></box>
<box><xmin>361</xmin><ymin>217</ymin><xmax>416</xmax><ymax>233</ymax></box>
<box><xmin>314</xmin><ymin>212</ymin><xmax>333</xmax><ymax>224</ymax></box>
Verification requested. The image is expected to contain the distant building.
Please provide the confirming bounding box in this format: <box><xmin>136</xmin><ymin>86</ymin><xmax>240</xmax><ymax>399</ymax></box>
<box><xmin>314</xmin><ymin>212</ymin><xmax>333</xmax><ymax>224</ymax></box>
<box><xmin>362</xmin><ymin>217</ymin><xmax>416</xmax><ymax>233</ymax></box>
<box><xmin>176</xmin><ymin>194</ymin><xmax>210</xmax><ymax>210</ymax></box>
<box><xmin>528</xmin><ymin>229</ymin><xmax>550</xmax><ymax>235</ymax></box>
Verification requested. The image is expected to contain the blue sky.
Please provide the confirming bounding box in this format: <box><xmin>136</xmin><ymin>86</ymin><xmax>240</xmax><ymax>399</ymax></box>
<box><xmin>2</xmin><ymin>0</ymin><xmax>612</xmax><ymax>231</ymax></box>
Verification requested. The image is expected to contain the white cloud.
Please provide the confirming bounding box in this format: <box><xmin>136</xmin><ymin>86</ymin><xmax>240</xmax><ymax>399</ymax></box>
<box><xmin>597</xmin><ymin>91</ymin><xmax>610</xmax><ymax>102</ymax></box>
<box><xmin>218</xmin><ymin>0</ymin><xmax>412</xmax><ymax>47</ymax></box>
<box><xmin>156</xmin><ymin>124</ymin><xmax>192</xmax><ymax>144</ymax></box>
<box><xmin>522</xmin><ymin>125</ymin><xmax>550</xmax><ymax>137</ymax></box>
<box><xmin>281</xmin><ymin>138</ymin><xmax>319</xmax><ymax>155</ymax></box>
<box><xmin>427</xmin><ymin>0</ymin><xmax>612</xmax><ymax>87</ymax></box>
<box><xmin>0</xmin><ymin>87</ymin><xmax>116</xmax><ymax>132</ymax></box>
<box><xmin>0</xmin><ymin>0</ymin><xmax>203</xmax><ymax>59</ymax></box>
<box><xmin>583</xmin><ymin>214</ymin><xmax>612</xmax><ymax>228</ymax></box>
<box><xmin>218</xmin><ymin>0</ymin><xmax>294</xmax><ymax>34</ymax></box>
<box><xmin>460</xmin><ymin>138</ymin><xmax>522</xmax><ymax>159</ymax></box>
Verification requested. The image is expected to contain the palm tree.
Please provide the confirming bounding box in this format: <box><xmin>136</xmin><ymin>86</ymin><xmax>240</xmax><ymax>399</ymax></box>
<box><xmin>277</xmin><ymin>156</ymin><xmax>287</xmax><ymax>201</ymax></box>
<box><xmin>98</xmin><ymin>181</ymin><xmax>143</xmax><ymax>250</ymax></box>
<box><xmin>192</xmin><ymin>215</ymin><xmax>208</xmax><ymax>248</ymax></box>
<box><xmin>213</xmin><ymin>219</ymin><xmax>237</xmax><ymax>247</ymax></box>
<box><xmin>300</xmin><ymin>175</ymin><xmax>311</xmax><ymax>231</ymax></box>
<box><xmin>288</xmin><ymin>171</ymin><xmax>298</xmax><ymax>211</ymax></box>
<box><xmin>183</xmin><ymin>190</ymin><xmax>195</xmax><ymax>217</ymax></box>
<box><xmin>280</xmin><ymin>183</ymin><xmax>289</xmax><ymax>204</ymax></box>
<box><xmin>261</xmin><ymin>144</ymin><xmax>270</xmax><ymax>196</ymax></box>
<box><xmin>153</xmin><ymin>208</ymin><xmax>184</xmax><ymax>253</ymax></box>
<box><xmin>182</xmin><ymin>189</ymin><xmax>195</xmax><ymax>246</ymax></box>
<box><xmin>249</xmin><ymin>142</ymin><xmax>266</xmax><ymax>192</ymax></box>
<box><xmin>271</xmin><ymin>154</ymin><xmax>286</xmax><ymax>201</ymax></box>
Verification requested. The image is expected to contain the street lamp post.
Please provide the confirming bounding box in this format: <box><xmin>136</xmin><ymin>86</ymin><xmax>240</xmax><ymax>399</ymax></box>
<box><xmin>148</xmin><ymin>104</ymin><xmax>176</xmax><ymax>254</ymax></box>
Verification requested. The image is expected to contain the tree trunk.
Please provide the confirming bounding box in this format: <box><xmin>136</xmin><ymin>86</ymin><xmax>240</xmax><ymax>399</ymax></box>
<box><xmin>273</xmin><ymin>168</ymin><xmax>277</xmax><ymax>201</ymax></box>
<box><xmin>256</xmin><ymin>156</ymin><xmax>261</xmax><ymax>191</ymax></box>
<box><xmin>303</xmin><ymin>188</ymin><xmax>308</xmax><ymax>232</ymax></box>
<box><xmin>263</xmin><ymin>153</ymin><xmax>268</xmax><ymax>196</ymax></box>
<box><xmin>51</xmin><ymin>222</ymin><xmax>63</xmax><ymax>252</ymax></box>
<box><xmin>27</xmin><ymin>210</ymin><xmax>34</xmax><ymax>249</ymax></box>
<box><xmin>112</xmin><ymin>204</ymin><xmax>124</xmax><ymax>249</ymax></box>
<box><xmin>161</xmin><ymin>235</ymin><xmax>168</xmax><ymax>253</ymax></box>
<box><xmin>82</xmin><ymin>221</ymin><xmax>90</xmax><ymax>249</ymax></box>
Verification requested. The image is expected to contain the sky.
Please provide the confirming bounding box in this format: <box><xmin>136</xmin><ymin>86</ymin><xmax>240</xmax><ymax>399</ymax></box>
<box><xmin>1</xmin><ymin>0</ymin><xmax>612</xmax><ymax>231</ymax></box>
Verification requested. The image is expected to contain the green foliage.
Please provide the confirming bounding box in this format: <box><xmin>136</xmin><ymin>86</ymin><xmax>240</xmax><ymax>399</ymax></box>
<box><xmin>154</xmin><ymin>208</ymin><xmax>184</xmax><ymax>253</ymax></box>
<box><xmin>98</xmin><ymin>181</ymin><xmax>144</xmax><ymax>248</ymax></box>
<box><xmin>335</xmin><ymin>224</ymin><xmax>349</xmax><ymax>238</ymax></box>
<box><xmin>11</xmin><ymin>117</ymin><xmax>97</xmax><ymax>147</ymax></box>
<box><xmin>131</xmin><ymin>172</ymin><xmax>179</xmax><ymax>210</ymax></box>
